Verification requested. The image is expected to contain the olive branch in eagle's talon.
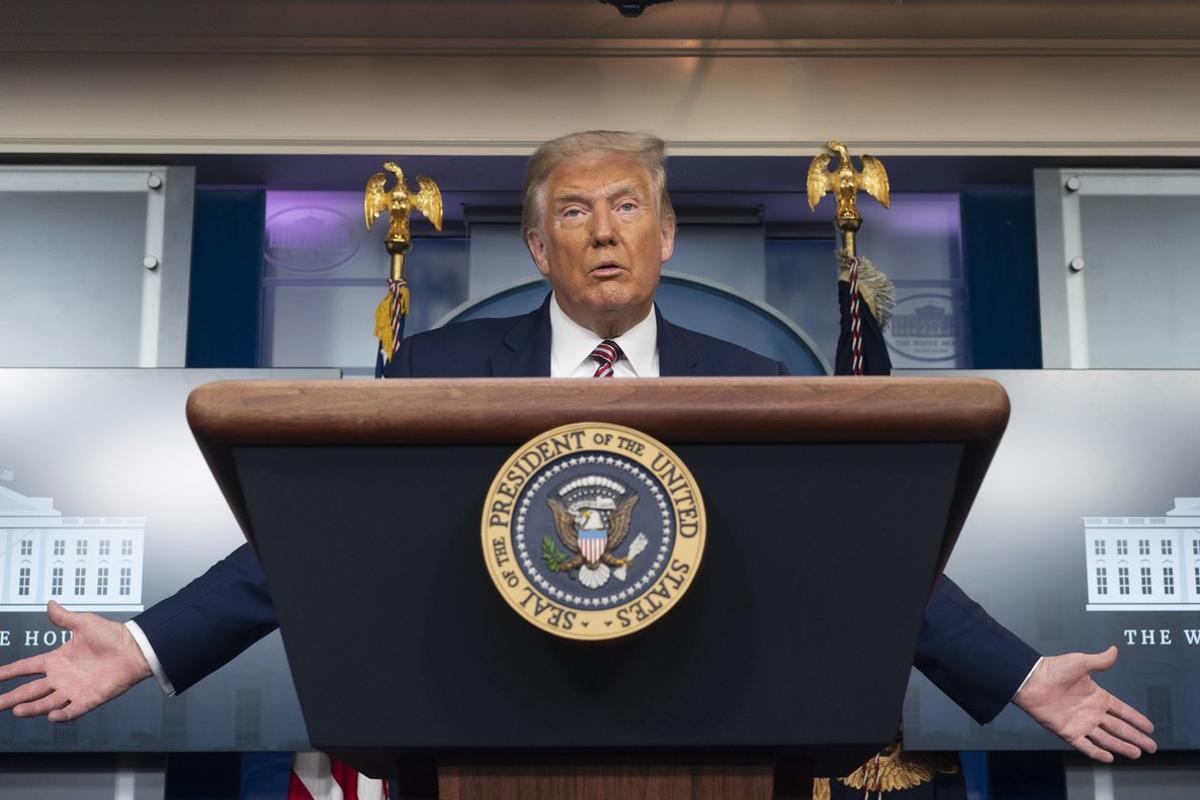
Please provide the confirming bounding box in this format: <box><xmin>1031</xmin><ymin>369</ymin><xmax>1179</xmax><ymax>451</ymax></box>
<box><xmin>540</xmin><ymin>537</ymin><xmax>570</xmax><ymax>572</ymax></box>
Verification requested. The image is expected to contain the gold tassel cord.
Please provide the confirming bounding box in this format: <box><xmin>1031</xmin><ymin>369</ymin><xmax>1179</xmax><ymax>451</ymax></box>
<box><xmin>373</xmin><ymin>293</ymin><xmax>393</xmax><ymax>362</ymax></box>
<box><xmin>837</xmin><ymin>252</ymin><xmax>896</xmax><ymax>331</ymax></box>
<box><xmin>396</xmin><ymin>283</ymin><xmax>410</xmax><ymax>317</ymax></box>
<box><xmin>374</xmin><ymin>291</ymin><xmax>397</xmax><ymax>363</ymax></box>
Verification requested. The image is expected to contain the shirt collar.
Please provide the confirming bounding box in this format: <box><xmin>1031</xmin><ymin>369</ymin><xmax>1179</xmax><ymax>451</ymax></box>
<box><xmin>548</xmin><ymin>292</ymin><xmax>658</xmax><ymax>378</ymax></box>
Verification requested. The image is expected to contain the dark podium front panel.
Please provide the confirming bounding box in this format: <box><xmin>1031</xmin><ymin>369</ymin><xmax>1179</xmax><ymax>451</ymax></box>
<box><xmin>236</xmin><ymin>440</ymin><xmax>961</xmax><ymax>776</ymax></box>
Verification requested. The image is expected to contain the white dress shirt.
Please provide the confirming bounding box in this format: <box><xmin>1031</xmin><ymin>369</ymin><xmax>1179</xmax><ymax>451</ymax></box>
<box><xmin>549</xmin><ymin>293</ymin><xmax>658</xmax><ymax>378</ymax></box>
<box><xmin>125</xmin><ymin>619</ymin><xmax>175</xmax><ymax>695</ymax></box>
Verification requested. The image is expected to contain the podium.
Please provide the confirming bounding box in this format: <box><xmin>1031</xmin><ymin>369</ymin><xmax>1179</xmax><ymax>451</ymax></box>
<box><xmin>187</xmin><ymin>377</ymin><xmax>1009</xmax><ymax>799</ymax></box>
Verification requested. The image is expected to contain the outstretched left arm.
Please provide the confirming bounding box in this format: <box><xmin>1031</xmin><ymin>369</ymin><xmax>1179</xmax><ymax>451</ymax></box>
<box><xmin>1014</xmin><ymin>645</ymin><xmax>1157</xmax><ymax>762</ymax></box>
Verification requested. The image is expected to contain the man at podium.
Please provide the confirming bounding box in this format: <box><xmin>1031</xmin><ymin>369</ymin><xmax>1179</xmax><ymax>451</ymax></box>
<box><xmin>0</xmin><ymin>131</ymin><xmax>1156</xmax><ymax>768</ymax></box>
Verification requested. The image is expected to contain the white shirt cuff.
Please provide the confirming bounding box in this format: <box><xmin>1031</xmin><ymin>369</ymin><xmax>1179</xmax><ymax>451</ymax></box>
<box><xmin>124</xmin><ymin>619</ymin><xmax>177</xmax><ymax>696</ymax></box>
<box><xmin>1012</xmin><ymin>656</ymin><xmax>1043</xmax><ymax>701</ymax></box>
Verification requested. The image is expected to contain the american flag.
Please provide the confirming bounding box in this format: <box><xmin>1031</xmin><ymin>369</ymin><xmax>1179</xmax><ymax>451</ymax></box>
<box><xmin>288</xmin><ymin>752</ymin><xmax>388</xmax><ymax>800</ymax></box>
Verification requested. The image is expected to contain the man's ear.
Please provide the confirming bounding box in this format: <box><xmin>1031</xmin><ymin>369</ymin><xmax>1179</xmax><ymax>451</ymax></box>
<box><xmin>526</xmin><ymin>229</ymin><xmax>551</xmax><ymax>277</ymax></box>
<box><xmin>659</xmin><ymin>217</ymin><xmax>677</xmax><ymax>265</ymax></box>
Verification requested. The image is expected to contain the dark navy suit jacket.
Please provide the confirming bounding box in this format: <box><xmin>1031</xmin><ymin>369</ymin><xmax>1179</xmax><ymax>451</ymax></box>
<box><xmin>135</xmin><ymin>297</ymin><xmax>1038</xmax><ymax>724</ymax></box>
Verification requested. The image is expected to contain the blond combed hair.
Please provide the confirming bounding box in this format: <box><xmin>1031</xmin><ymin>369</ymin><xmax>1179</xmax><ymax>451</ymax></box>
<box><xmin>521</xmin><ymin>130</ymin><xmax>676</xmax><ymax>236</ymax></box>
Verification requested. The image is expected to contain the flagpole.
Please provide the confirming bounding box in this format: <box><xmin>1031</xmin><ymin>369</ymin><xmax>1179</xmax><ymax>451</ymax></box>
<box><xmin>806</xmin><ymin>140</ymin><xmax>893</xmax><ymax>377</ymax></box>
<box><xmin>363</xmin><ymin>163</ymin><xmax>443</xmax><ymax>377</ymax></box>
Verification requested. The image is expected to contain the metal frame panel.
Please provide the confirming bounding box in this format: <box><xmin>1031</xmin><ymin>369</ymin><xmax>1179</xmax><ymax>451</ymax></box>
<box><xmin>0</xmin><ymin>166</ymin><xmax>194</xmax><ymax>367</ymax></box>
<box><xmin>1034</xmin><ymin>168</ymin><xmax>1200</xmax><ymax>368</ymax></box>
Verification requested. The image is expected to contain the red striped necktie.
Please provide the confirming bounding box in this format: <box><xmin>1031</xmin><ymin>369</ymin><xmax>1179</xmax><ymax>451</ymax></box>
<box><xmin>590</xmin><ymin>339</ymin><xmax>624</xmax><ymax>378</ymax></box>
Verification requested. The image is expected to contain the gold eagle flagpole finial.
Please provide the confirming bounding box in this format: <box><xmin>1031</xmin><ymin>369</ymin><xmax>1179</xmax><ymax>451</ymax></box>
<box><xmin>364</xmin><ymin>162</ymin><xmax>443</xmax><ymax>374</ymax></box>
<box><xmin>806</xmin><ymin>140</ymin><xmax>890</xmax><ymax>258</ymax></box>
<box><xmin>814</xmin><ymin>723</ymin><xmax>958</xmax><ymax>798</ymax></box>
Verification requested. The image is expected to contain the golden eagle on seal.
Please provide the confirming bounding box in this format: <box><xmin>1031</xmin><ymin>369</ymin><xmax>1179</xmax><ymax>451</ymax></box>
<box><xmin>547</xmin><ymin>494</ymin><xmax>644</xmax><ymax>590</ymax></box>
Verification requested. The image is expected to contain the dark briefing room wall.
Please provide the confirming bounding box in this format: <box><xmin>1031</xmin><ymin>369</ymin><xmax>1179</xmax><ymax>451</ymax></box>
<box><xmin>175</xmin><ymin>159</ymin><xmax>1196</xmax><ymax>375</ymax></box>
<box><xmin>961</xmin><ymin>190</ymin><xmax>1043</xmax><ymax>370</ymax></box>
<box><xmin>185</xmin><ymin>189</ymin><xmax>267</xmax><ymax>368</ymax></box>
<box><xmin>173</xmin><ymin>155</ymin><xmax>1069</xmax><ymax>373</ymax></box>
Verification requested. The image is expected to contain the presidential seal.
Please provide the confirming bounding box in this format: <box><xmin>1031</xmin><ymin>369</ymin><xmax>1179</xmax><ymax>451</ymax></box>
<box><xmin>482</xmin><ymin>422</ymin><xmax>705</xmax><ymax>641</ymax></box>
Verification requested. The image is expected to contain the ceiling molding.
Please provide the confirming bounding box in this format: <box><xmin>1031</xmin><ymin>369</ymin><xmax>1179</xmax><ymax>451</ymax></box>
<box><xmin>6</xmin><ymin>1</ymin><xmax>1200</xmax><ymax>40</ymax></box>
<box><xmin>4</xmin><ymin>135</ymin><xmax>1200</xmax><ymax>158</ymax></box>
<box><xmin>2</xmin><ymin>35</ymin><xmax>1200</xmax><ymax>58</ymax></box>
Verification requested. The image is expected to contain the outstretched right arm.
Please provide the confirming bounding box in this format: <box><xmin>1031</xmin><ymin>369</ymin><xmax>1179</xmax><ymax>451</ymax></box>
<box><xmin>0</xmin><ymin>543</ymin><xmax>277</xmax><ymax>720</ymax></box>
<box><xmin>131</xmin><ymin>543</ymin><xmax>278</xmax><ymax>695</ymax></box>
<box><xmin>0</xmin><ymin>600</ymin><xmax>151</xmax><ymax>721</ymax></box>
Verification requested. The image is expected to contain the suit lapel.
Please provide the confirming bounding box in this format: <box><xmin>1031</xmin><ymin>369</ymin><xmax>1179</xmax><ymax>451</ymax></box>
<box><xmin>656</xmin><ymin>308</ymin><xmax>701</xmax><ymax>377</ymax></box>
<box><xmin>489</xmin><ymin>294</ymin><xmax>553</xmax><ymax>377</ymax></box>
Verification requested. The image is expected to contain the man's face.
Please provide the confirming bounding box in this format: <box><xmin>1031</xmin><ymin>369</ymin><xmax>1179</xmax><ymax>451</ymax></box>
<box><xmin>526</xmin><ymin>154</ymin><xmax>675</xmax><ymax>338</ymax></box>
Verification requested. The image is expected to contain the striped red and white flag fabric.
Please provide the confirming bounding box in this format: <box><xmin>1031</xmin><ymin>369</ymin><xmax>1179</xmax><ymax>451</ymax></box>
<box><xmin>288</xmin><ymin>752</ymin><xmax>388</xmax><ymax>800</ymax></box>
<box><xmin>579</xmin><ymin>528</ymin><xmax>607</xmax><ymax>564</ymax></box>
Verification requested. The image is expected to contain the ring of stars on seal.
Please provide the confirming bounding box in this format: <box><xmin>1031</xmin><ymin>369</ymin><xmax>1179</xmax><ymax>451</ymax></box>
<box><xmin>481</xmin><ymin>422</ymin><xmax>706</xmax><ymax>641</ymax></box>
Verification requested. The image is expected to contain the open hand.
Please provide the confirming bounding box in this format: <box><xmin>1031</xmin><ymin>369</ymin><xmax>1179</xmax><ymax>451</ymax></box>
<box><xmin>0</xmin><ymin>601</ymin><xmax>152</xmax><ymax>722</ymax></box>
<box><xmin>1014</xmin><ymin>646</ymin><xmax>1156</xmax><ymax>762</ymax></box>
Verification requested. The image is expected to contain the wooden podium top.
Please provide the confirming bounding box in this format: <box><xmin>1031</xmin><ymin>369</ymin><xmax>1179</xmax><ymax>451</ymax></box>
<box><xmin>187</xmin><ymin>376</ymin><xmax>1008</xmax><ymax>446</ymax></box>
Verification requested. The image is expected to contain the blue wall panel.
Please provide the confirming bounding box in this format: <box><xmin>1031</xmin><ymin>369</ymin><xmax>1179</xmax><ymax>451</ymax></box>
<box><xmin>187</xmin><ymin>190</ymin><xmax>267</xmax><ymax>367</ymax></box>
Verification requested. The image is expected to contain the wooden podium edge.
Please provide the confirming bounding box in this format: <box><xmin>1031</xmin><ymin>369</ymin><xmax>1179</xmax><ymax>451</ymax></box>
<box><xmin>186</xmin><ymin>376</ymin><xmax>1009</xmax><ymax>446</ymax></box>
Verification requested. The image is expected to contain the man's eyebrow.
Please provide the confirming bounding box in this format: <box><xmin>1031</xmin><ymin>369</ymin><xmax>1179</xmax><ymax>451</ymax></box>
<box><xmin>552</xmin><ymin>182</ymin><xmax>644</xmax><ymax>206</ymax></box>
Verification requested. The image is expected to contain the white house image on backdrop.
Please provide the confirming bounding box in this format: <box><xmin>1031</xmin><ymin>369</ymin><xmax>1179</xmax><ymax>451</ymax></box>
<box><xmin>0</xmin><ymin>478</ymin><xmax>145</xmax><ymax>613</ymax></box>
<box><xmin>1085</xmin><ymin>497</ymin><xmax>1200</xmax><ymax>611</ymax></box>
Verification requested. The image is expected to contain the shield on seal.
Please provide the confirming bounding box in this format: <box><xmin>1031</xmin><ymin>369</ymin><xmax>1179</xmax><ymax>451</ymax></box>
<box><xmin>579</xmin><ymin>528</ymin><xmax>608</xmax><ymax>565</ymax></box>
